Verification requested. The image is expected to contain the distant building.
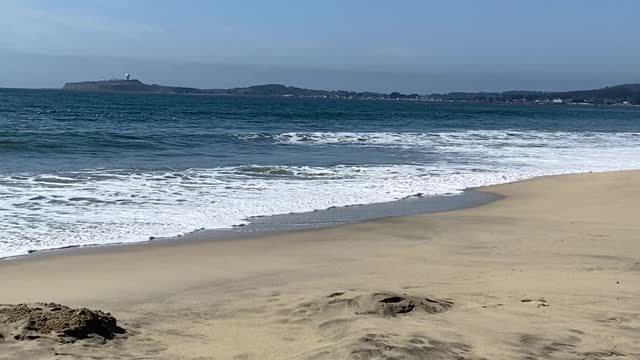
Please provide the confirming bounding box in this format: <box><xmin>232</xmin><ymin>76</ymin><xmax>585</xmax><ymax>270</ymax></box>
<box><xmin>125</xmin><ymin>73</ymin><xmax>131</xmax><ymax>81</ymax></box>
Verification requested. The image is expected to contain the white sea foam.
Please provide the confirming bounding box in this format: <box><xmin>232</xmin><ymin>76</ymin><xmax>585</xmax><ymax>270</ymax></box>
<box><xmin>2</xmin><ymin>130</ymin><xmax>640</xmax><ymax>258</ymax></box>
<box><xmin>265</xmin><ymin>130</ymin><xmax>640</xmax><ymax>149</ymax></box>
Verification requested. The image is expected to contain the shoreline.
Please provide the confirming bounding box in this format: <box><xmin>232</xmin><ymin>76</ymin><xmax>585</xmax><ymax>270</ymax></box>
<box><xmin>0</xmin><ymin>169</ymin><xmax>630</xmax><ymax>266</ymax></box>
<box><xmin>0</xmin><ymin>190</ymin><xmax>499</xmax><ymax>262</ymax></box>
<box><xmin>5</xmin><ymin>166</ymin><xmax>632</xmax><ymax>262</ymax></box>
<box><xmin>0</xmin><ymin>168</ymin><xmax>625</xmax><ymax>261</ymax></box>
<box><xmin>1</xmin><ymin>170</ymin><xmax>639</xmax><ymax>359</ymax></box>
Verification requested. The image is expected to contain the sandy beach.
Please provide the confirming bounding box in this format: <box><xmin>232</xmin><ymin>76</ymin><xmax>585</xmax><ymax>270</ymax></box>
<box><xmin>1</xmin><ymin>170</ymin><xmax>639</xmax><ymax>359</ymax></box>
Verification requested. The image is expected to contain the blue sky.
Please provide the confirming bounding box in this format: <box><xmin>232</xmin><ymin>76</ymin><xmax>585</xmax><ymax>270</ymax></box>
<box><xmin>1</xmin><ymin>0</ymin><xmax>639</xmax><ymax>92</ymax></box>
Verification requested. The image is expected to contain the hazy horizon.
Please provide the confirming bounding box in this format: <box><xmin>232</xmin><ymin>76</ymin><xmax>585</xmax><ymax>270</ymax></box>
<box><xmin>2</xmin><ymin>0</ymin><xmax>640</xmax><ymax>93</ymax></box>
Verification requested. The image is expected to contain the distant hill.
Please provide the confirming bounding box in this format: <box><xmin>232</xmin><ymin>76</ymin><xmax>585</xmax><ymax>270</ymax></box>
<box><xmin>428</xmin><ymin>84</ymin><xmax>640</xmax><ymax>104</ymax></box>
<box><xmin>62</xmin><ymin>79</ymin><xmax>640</xmax><ymax>105</ymax></box>
<box><xmin>551</xmin><ymin>84</ymin><xmax>640</xmax><ymax>102</ymax></box>
<box><xmin>62</xmin><ymin>79</ymin><xmax>201</xmax><ymax>94</ymax></box>
<box><xmin>62</xmin><ymin>80</ymin><xmax>381</xmax><ymax>98</ymax></box>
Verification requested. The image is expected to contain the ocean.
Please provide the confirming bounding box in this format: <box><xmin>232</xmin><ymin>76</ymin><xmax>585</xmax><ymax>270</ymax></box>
<box><xmin>2</xmin><ymin>88</ymin><xmax>640</xmax><ymax>258</ymax></box>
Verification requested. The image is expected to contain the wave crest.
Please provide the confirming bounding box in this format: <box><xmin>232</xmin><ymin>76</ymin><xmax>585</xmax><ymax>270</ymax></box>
<box><xmin>238</xmin><ymin>130</ymin><xmax>640</xmax><ymax>150</ymax></box>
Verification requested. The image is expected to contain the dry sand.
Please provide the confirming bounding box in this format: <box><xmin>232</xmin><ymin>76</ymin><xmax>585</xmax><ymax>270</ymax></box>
<box><xmin>0</xmin><ymin>170</ymin><xmax>639</xmax><ymax>359</ymax></box>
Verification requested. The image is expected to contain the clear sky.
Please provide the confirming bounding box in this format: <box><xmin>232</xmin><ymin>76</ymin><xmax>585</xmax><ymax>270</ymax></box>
<box><xmin>1</xmin><ymin>0</ymin><xmax>639</xmax><ymax>92</ymax></box>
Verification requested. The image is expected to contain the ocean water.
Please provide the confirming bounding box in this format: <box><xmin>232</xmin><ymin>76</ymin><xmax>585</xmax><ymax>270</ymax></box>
<box><xmin>2</xmin><ymin>89</ymin><xmax>640</xmax><ymax>258</ymax></box>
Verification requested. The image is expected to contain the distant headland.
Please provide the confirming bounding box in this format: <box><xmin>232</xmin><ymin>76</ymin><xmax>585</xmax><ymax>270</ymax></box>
<box><xmin>63</xmin><ymin>76</ymin><xmax>640</xmax><ymax>105</ymax></box>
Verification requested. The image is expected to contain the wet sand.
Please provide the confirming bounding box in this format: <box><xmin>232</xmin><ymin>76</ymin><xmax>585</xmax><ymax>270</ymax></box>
<box><xmin>1</xmin><ymin>171</ymin><xmax>639</xmax><ymax>359</ymax></box>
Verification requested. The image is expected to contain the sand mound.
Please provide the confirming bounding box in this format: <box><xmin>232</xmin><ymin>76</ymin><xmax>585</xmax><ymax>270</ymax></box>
<box><xmin>0</xmin><ymin>303</ymin><xmax>125</xmax><ymax>343</ymax></box>
<box><xmin>285</xmin><ymin>291</ymin><xmax>468</xmax><ymax>359</ymax></box>
<box><xmin>353</xmin><ymin>292</ymin><xmax>452</xmax><ymax>316</ymax></box>
<box><xmin>298</xmin><ymin>291</ymin><xmax>452</xmax><ymax>318</ymax></box>
<box><xmin>349</xmin><ymin>333</ymin><xmax>476</xmax><ymax>360</ymax></box>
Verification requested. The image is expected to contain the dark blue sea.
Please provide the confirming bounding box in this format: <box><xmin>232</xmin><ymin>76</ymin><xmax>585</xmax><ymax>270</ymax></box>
<box><xmin>2</xmin><ymin>88</ymin><xmax>640</xmax><ymax>257</ymax></box>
